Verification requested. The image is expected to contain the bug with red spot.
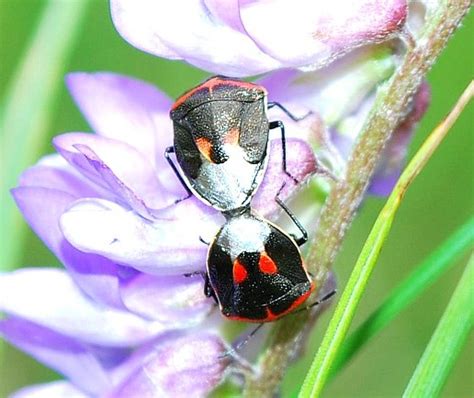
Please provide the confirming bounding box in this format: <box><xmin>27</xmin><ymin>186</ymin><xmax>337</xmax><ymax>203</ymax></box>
<box><xmin>207</xmin><ymin>211</ymin><xmax>314</xmax><ymax>322</ymax></box>
<box><xmin>167</xmin><ymin>76</ymin><xmax>319</xmax><ymax>322</ymax></box>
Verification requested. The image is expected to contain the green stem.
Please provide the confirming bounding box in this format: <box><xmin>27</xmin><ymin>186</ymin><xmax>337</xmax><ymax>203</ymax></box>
<box><xmin>0</xmin><ymin>0</ymin><xmax>89</xmax><ymax>271</ymax></box>
<box><xmin>298</xmin><ymin>80</ymin><xmax>473</xmax><ymax>398</ymax></box>
<box><xmin>243</xmin><ymin>2</ymin><xmax>472</xmax><ymax>396</ymax></box>
<box><xmin>403</xmin><ymin>255</ymin><xmax>474</xmax><ymax>398</ymax></box>
<box><xmin>330</xmin><ymin>217</ymin><xmax>474</xmax><ymax>376</ymax></box>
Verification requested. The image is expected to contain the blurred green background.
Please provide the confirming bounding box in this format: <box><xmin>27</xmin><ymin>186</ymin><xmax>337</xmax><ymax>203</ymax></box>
<box><xmin>0</xmin><ymin>1</ymin><xmax>472</xmax><ymax>397</ymax></box>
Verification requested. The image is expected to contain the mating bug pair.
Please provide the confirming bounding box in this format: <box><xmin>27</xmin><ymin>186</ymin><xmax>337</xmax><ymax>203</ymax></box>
<box><xmin>167</xmin><ymin>76</ymin><xmax>331</xmax><ymax>322</ymax></box>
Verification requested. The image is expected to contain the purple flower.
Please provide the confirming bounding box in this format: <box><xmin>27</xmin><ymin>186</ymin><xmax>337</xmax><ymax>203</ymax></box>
<box><xmin>1</xmin><ymin>72</ymin><xmax>319</xmax><ymax>397</ymax></box>
<box><xmin>110</xmin><ymin>0</ymin><xmax>408</xmax><ymax>76</ymax></box>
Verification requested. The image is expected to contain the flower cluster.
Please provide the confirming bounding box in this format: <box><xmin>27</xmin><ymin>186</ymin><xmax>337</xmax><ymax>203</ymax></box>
<box><xmin>1</xmin><ymin>1</ymin><xmax>432</xmax><ymax>397</ymax></box>
<box><xmin>111</xmin><ymin>0</ymin><xmax>408</xmax><ymax>76</ymax></box>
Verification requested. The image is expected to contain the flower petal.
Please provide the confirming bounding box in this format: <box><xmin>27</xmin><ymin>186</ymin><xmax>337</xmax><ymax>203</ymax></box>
<box><xmin>19</xmin><ymin>154</ymin><xmax>105</xmax><ymax>198</ymax></box>
<box><xmin>240</xmin><ymin>0</ymin><xmax>407</xmax><ymax>70</ymax></box>
<box><xmin>66</xmin><ymin>72</ymin><xmax>173</xmax><ymax>169</ymax></box>
<box><xmin>60</xmin><ymin>198</ymin><xmax>219</xmax><ymax>275</ymax></box>
<box><xmin>203</xmin><ymin>0</ymin><xmax>246</xmax><ymax>33</ymax></box>
<box><xmin>11</xmin><ymin>187</ymin><xmax>124</xmax><ymax>308</ymax></box>
<box><xmin>110</xmin><ymin>0</ymin><xmax>281</xmax><ymax>76</ymax></box>
<box><xmin>109</xmin><ymin>332</ymin><xmax>229</xmax><ymax>398</ymax></box>
<box><xmin>120</xmin><ymin>273</ymin><xmax>213</xmax><ymax>323</ymax></box>
<box><xmin>11</xmin><ymin>381</ymin><xmax>88</xmax><ymax>398</ymax></box>
<box><xmin>53</xmin><ymin>133</ymin><xmax>176</xmax><ymax>216</ymax></box>
<box><xmin>252</xmin><ymin>138</ymin><xmax>317</xmax><ymax>217</ymax></box>
<box><xmin>0</xmin><ymin>269</ymin><xmax>163</xmax><ymax>346</ymax></box>
<box><xmin>0</xmin><ymin>318</ymin><xmax>110</xmax><ymax>395</ymax></box>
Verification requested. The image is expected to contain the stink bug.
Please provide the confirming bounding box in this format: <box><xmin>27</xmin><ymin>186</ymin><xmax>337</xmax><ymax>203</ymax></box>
<box><xmin>206</xmin><ymin>210</ymin><xmax>314</xmax><ymax>322</ymax></box>
<box><xmin>167</xmin><ymin>76</ymin><xmax>321</xmax><ymax>322</ymax></box>
<box><xmin>168</xmin><ymin>75</ymin><xmax>301</xmax><ymax>212</ymax></box>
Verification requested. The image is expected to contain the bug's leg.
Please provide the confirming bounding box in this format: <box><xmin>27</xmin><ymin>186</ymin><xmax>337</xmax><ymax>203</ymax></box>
<box><xmin>199</xmin><ymin>236</ymin><xmax>210</xmax><ymax>245</ymax></box>
<box><xmin>275</xmin><ymin>195</ymin><xmax>308</xmax><ymax>246</ymax></box>
<box><xmin>269</xmin><ymin>120</ymin><xmax>298</xmax><ymax>183</ymax></box>
<box><xmin>233</xmin><ymin>323</ymin><xmax>265</xmax><ymax>352</ymax></box>
<box><xmin>184</xmin><ymin>271</ymin><xmax>204</xmax><ymax>277</ymax></box>
<box><xmin>290</xmin><ymin>289</ymin><xmax>337</xmax><ymax>317</ymax></box>
<box><xmin>164</xmin><ymin>146</ymin><xmax>193</xmax><ymax>203</ymax></box>
<box><xmin>204</xmin><ymin>273</ymin><xmax>219</xmax><ymax>304</ymax></box>
<box><xmin>268</xmin><ymin>101</ymin><xmax>312</xmax><ymax>122</ymax></box>
<box><xmin>220</xmin><ymin>323</ymin><xmax>266</xmax><ymax>359</ymax></box>
<box><xmin>306</xmin><ymin>289</ymin><xmax>337</xmax><ymax>310</ymax></box>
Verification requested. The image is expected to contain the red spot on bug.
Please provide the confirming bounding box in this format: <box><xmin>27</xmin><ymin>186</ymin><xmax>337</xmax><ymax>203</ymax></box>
<box><xmin>259</xmin><ymin>252</ymin><xmax>277</xmax><ymax>275</ymax></box>
<box><xmin>195</xmin><ymin>136</ymin><xmax>213</xmax><ymax>162</ymax></box>
<box><xmin>223</xmin><ymin>127</ymin><xmax>240</xmax><ymax>146</ymax></box>
<box><xmin>233</xmin><ymin>259</ymin><xmax>248</xmax><ymax>284</ymax></box>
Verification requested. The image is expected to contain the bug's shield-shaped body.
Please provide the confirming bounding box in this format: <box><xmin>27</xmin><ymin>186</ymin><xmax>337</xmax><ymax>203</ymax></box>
<box><xmin>170</xmin><ymin>76</ymin><xmax>269</xmax><ymax>212</ymax></box>
<box><xmin>207</xmin><ymin>212</ymin><xmax>314</xmax><ymax>322</ymax></box>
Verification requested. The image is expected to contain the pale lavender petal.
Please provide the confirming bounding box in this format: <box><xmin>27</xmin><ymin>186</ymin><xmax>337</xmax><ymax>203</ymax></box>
<box><xmin>0</xmin><ymin>269</ymin><xmax>164</xmax><ymax>346</ymax></box>
<box><xmin>110</xmin><ymin>0</ymin><xmax>281</xmax><ymax>76</ymax></box>
<box><xmin>370</xmin><ymin>82</ymin><xmax>430</xmax><ymax>196</ymax></box>
<box><xmin>120</xmin><ymin>273</ymin><xmax>213</xmax><ymax>323</ymax></box>
<box><xmin>240</xmin><ymin>0</ymin><xmax>407</xmax><ymax>70</ymax></box>
<box><xmin>11</xmin><ymin>187</ymin><xmax>124</xmax><ymax>308</ymax></box>
<box><xmin>0</xmin><ymin>318</ymin><xmax>110</xmax><ymax>395</ymax></box>
<box><xmin>53</xmin><ymin>133</ymin><xmax>175</xmax><ymax>215</ymax></box>
<box><xmin>109</xmin><ymin>333</ymin><xmax>229</xmax><ymax>398</ymax></box>
<box><xmin>66</xmin><ymin>72</ymin><xmax>173</xmax><ymax>169</ymax></box>
<box><xmin>19</xmin><ymin>154</ymin><xmax>105</xmax><ymax>198</ymax></box>
<box><xmin>60</xmin><ymin>197</ymin><xmax>221</xmax><ymax>275</ymax></box>
<box><xmin>252</xmin><ymin>139</ymin><xmax>317</xmax><ymax>217</ymax></box>
<box><xmin>11</xmin><ymin>381</ymin><xmax>88</xmax><ymax>398</ymax></box>
<box><xmin>203</xmin><ymin>0</ymin><xmax>245</xmax><ymax>32</ymax></box>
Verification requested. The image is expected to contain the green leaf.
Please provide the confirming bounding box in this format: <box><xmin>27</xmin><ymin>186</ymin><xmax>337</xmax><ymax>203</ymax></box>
<box><xmin>298</xmin><ymin>81</ymin><xmax>473</xmax><ymax>398</ymax></box>
<box><xmin>330</xmin><ymin>217</ymin><xmax>474</xmax><ymax>376</ymax></box>
<box><xmin>0</xmin><ymin>0</ymin><xmax>89</xmax><ymax>271</ymax></box>
<box><xmin>403</xmin><ymin>254</ymin><xmax>473</xmax><ymax>398</ymax></box>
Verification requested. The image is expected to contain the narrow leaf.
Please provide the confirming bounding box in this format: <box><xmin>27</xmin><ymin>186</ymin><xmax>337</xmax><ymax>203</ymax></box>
<box><xmin>0</xmin><ymin>0</ymin><xmax>89</xmax><ymax>270</ymax></box>
<box><xmin>299</xmin><ymin>81</ymin><xmax>474</xmax><ymax>398</ymax></box>
<box><xmin>403</xmin><ymin>254</ymin><xmax>473</xmax><ymax>398</ymax></box>
<box><xmin>331</xmin><ymin>217</ymin><xmax>474</xmax><ymax>375</ymax></box>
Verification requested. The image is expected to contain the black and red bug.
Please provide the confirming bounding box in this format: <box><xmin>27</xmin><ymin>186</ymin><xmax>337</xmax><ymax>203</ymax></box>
<box><xmin>169</xmin><ymin>76</ymin><xmax>270</xmax><ymax>212</ymax></box>
<box><xmin>206</xmin><ymin>211</ymin><xmax>314</xmax><ymax>322</ymax></box>
<box><xmin>167</xmin><ymin>76</ymin><xmax>320</xmax><ymax>322</ymax></box>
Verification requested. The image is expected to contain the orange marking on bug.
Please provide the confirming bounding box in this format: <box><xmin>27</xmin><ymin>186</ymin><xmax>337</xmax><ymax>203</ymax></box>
<box><xmin>233</xmin><ymin>259</ymin><xmax>248</xmax><ymax>284</ymax></box>
<box><xmin>195</xmin><ymin>137</ymin><xmax>213</xmax><ymax>162</ymax></box>
<box><xmin>223</xmin><ymin>127</ymin><xmax>240</xmax><ymax>146</ymax></box>
<box><xmin>171</xmin><ymin>77</ymin><xmax>266</xmax><ymax>110</ymax></box>
<box><xmin>259</xmin><ymin>252</ymin><xmax>278</xmax><ymax>275</ymax></box>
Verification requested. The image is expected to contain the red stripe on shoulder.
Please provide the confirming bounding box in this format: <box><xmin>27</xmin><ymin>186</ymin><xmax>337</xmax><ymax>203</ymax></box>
<box><xmin>171</xmin><ymin>77</ymin><xmax>266</xmax><ymax>110</ymax></box>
